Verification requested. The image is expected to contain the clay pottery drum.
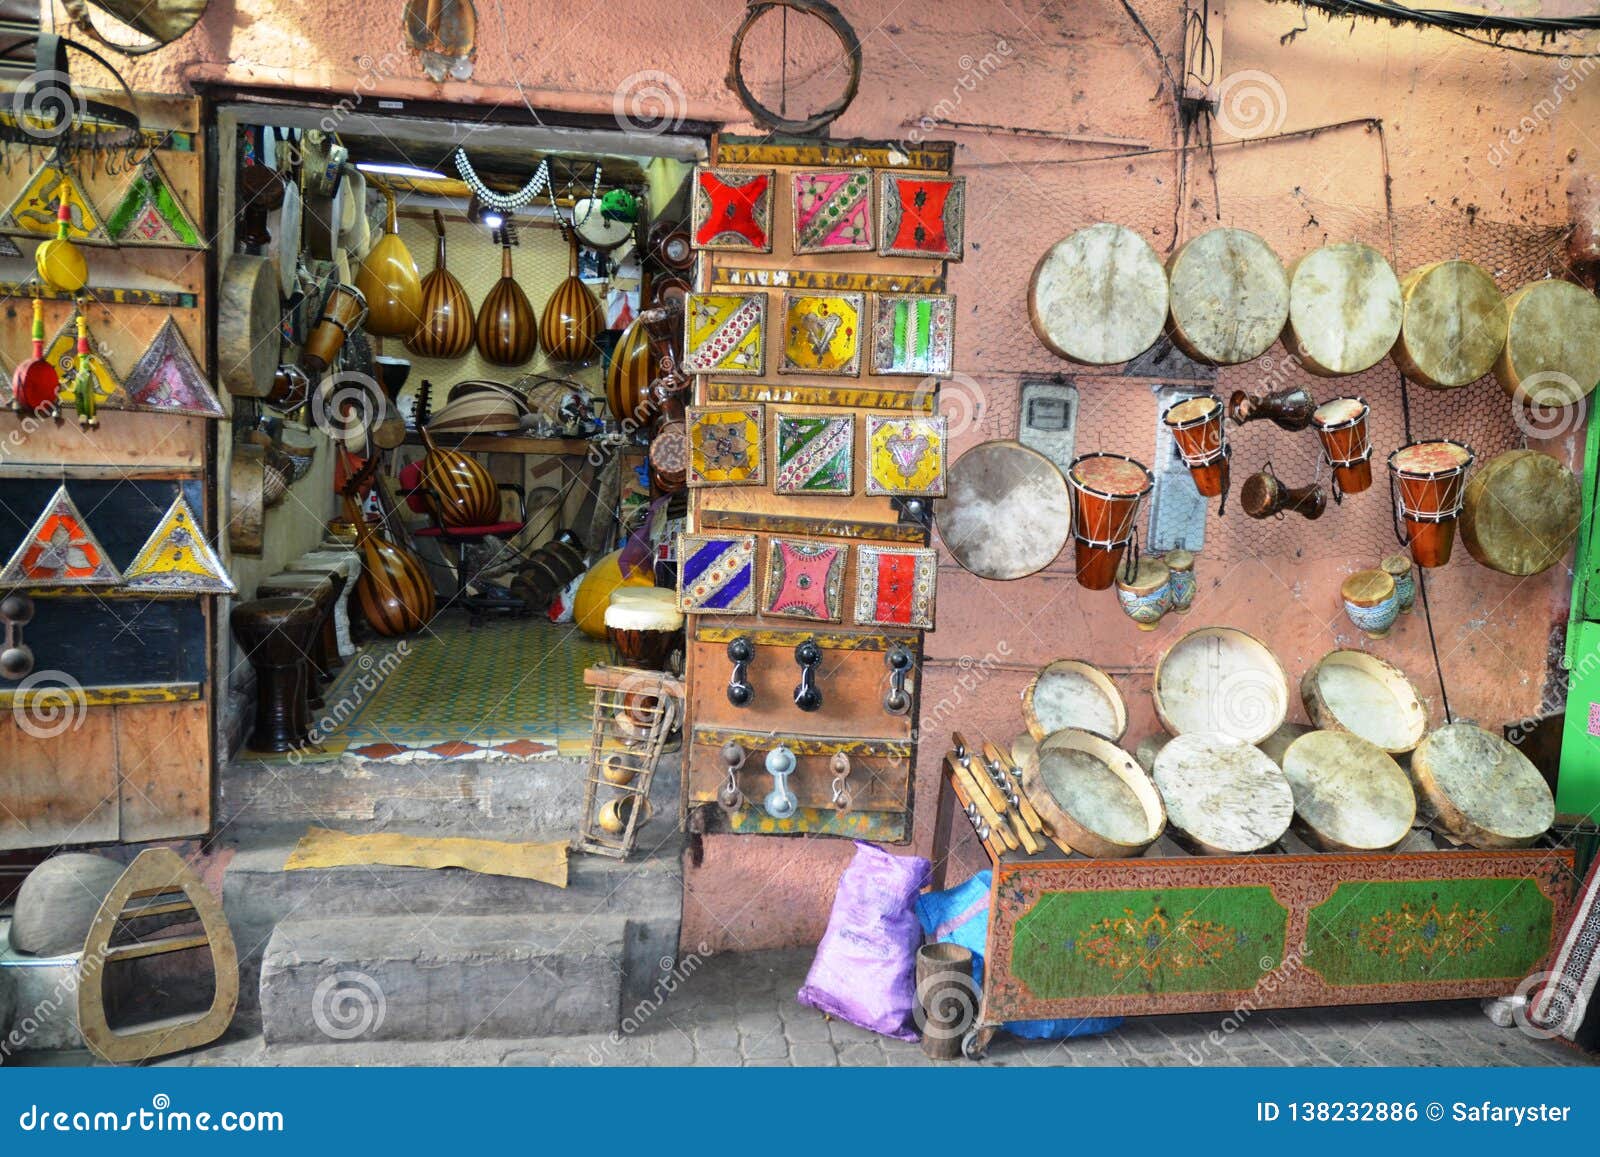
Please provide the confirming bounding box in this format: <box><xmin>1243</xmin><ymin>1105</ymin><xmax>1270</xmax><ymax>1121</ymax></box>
<box><xmin>1493</xmin><ymin>278</ymin><xmax>1600</xmax><ymax>408</ymax></box>
<box><xmin>1284</xmin><ymin>241</ymin><xmax>1403</xmax><ymax>376</ymax></box>
<box><xmin>1029</xmin><ymin>223</ymin><xmax>1168</xmax><ymax>365</ymax></box>
<box><xmin>1382</xmin><ymin>552</ymin><xmax>1415</xmax><ymax>613</ymax></box>
<box><xmin>299</xmin><ymin>283</ymin><xmax>368</xmax><ymax>374</ymax></box>
<box><xmin>1164</xmin><ymin>548</ymin><xmax>1196</xmax><ymax>613</ymax></box>
<box><xmin>1161</xmin><ymin>394</ymin><xmax>1229</xmax><ymax>499</ymax></box>
<box><xmin>1022</xmin><ymin>728</ymin><xmax>1166</xmax><ymax>858</ymax></box>
<box><xmin>1153</xmin><ymin>626</ymin><xmax>1289</xmax><ymax>745</ymax></box>
<box><xmin>1116</xmin><ymin>555</ymin><xmax>1172</xmax><ymax>631</ymax></box>
<box><xmin>1310</xmin><ymin>396</ymin><xmax>1373</xmax><ymax>495</ymax></box>
<box><xmin>1067</xmin><ymin>452</ymin><xmax>1152</xmax><ymax>590</ymax></box>
<box><xmin>231</xmin><ymin>595</ymin><xmax>322</xmax><ymax>753</ymax></box>
<box><xmin>1461</xmin><ymin>448</ymin><xmax>1580</xmax><ymax>576</ymax></box>
<box><xmin>540</xmin><ymin>232</ymin><xmax>604</xmax><ymax>365</ymax></box>
<box><xmin>476</xmin><ymin>235</ymin><xmax>538</xmax><ymax>366</ymax></box>
<box><xmin>1392</xmin><ymin>260</ymin><xmax>1507</xmax><ymax>388</ymax></box>
<box><xmin>1226</xmin><ymin>385</ymin><xmax>1316</xmax><ymax>432</ymax></box>
<box><xmin>648</xmin><ymin>417</ymin><xmax>689</xmax><ymax>494</ymax></box>
<box><xmin>406</xmin><ymin>209</ymin><xmax>475</xmax><ymax>359</ymax></box>
<box><xmin>1165</xmin><ymin>227</ymin><xmax>1288</xmax><ymax>365</ymax></box>
<box><xmin>1280</xmin><ymin>731</ymin><xmax>1417</xmax><ymax>852</ymax></box>
<box><xmin>1152</xmin><ymin>732</ymin><xmax>1294</xmax><ymax>855</ymax></box>
<box><xmin>604</xmin><ymin>586</ymin><xmax>683</xmax><ymax>672</ymax></box>
<box><xmin>1409</xmin><ymin>723</ymin><xmax>1555</xmax><ymax>848</ymax></box>
<box><xmin>354</xmin><ymin>186</ymin><xmax>423</xmax><ymax>338</ymax></box>
<box><xmin>1387</xmin><ymin>440</ymin><xmax>1475</xmax><ymax>568</ymax></box>
<box><xmin>219</xmin><ymin>254</ymin><xmax>280</xmax><ymax>396</ymax></box>
<box><xmin>1022</xmin><ymin>659</ymin><xmax>1128</xmax><ymax>742</ymax></box>
<box><xmin>1300</xmin><ymin>649</ymin><xmax>1428</xmax><ymax>754</ymax></box>
<box><xmin>1239</xmin><ymin>463</ymin><xmax>1325</xmax><ymax>520</ymax></box>
<box><xmin>1340</xmin><ymin>568</ymin><xmax>1398</xmax><ymax>640</ymax></box>
<box><xmin>597</xmin><ymin>794</ymin><xmax>650</xmax><ymax>836</ymax></box>
<box><xmin>935</xmin><ymin>441</ymin><xmax>1071</xmax><ymax>581</ymax></box>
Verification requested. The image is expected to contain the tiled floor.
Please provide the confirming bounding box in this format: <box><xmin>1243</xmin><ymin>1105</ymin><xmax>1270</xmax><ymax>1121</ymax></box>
<box><xmin>127</xmin><ymin>948</ymin><xmax>1596</xmax><ymax>1068</ymax></box>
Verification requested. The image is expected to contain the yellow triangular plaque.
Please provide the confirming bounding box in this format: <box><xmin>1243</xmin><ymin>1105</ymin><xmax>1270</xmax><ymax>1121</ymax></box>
<box><xmin>44</xmin><ymin>310</ymin><xmax>125</xmax><ymax>411</ymax></box>
<box><xmin>122</xmin><ymin>493</ymin><xmax>236</xmax><ymax>594</ymax></box>
<box><xmin>0</xmin><ymin>159</ymin><xmax>112</xmax><ymax>245</ymax></box>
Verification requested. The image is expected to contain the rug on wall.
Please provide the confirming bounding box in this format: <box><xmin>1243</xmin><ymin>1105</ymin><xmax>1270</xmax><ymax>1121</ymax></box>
<box><xmin>246</xmin><ymin>617</ymin><xmax>608</xmax><ymax>763</ymax></box>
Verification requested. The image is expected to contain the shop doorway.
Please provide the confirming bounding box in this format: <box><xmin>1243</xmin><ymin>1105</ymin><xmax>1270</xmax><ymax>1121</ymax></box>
<box><xmin>213</xmin><ymin>96</ymin><xmax>704</xmax><ymax>763</ymax></box>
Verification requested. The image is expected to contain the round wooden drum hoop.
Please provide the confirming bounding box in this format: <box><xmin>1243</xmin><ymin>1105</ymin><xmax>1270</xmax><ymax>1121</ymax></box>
<box><xmin>726</xmin><ymin>0</ymin><xmax>863</xmax><ymax>135</ymax></box>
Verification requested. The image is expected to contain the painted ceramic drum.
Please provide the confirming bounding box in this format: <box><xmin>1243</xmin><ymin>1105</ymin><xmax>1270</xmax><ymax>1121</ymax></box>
<box><xmin>1067</xmin><ymin>453</ymin><xmax>1153</xmax><ymax>591</ymax></box>
<box><xmin>1161</xmin><ymin>394</ymin><xmax>1229</xmax><ymax>498</ymax></box>
<box><xmin>1163</xmin><ymin>549</ymin><xmax>1196</xmax><ymax>613</ymax></box>
<box><xmin>1388</xmin><ymin>440</ymin><xmax>1475</xmax><ymax>567</ymax></box>
<box><xmin>1341</xmin><ymin>568</ymin><xmax>1398</xmax><ymax>639</ymax></box>
<box><xmin>1310</xmin><ymin>397</ymin><xmax>1372</xmax><ymax>495</ymax></box>
<box><xmin>1116</xmin><ymin>556</ymin><xmax>1171</xmax><ymax>631</ymax></box>
<box><xmin>1381</xmin><ymin>553</ymin><xmax>1415</xmax><ymax>613</ymax></box>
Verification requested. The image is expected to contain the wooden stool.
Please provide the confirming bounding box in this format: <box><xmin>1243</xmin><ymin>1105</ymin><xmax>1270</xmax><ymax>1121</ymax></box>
<box><xmin>231</xmin><ymin>596</ymin><xmax>321</xmax><ymax>753</ymax></box>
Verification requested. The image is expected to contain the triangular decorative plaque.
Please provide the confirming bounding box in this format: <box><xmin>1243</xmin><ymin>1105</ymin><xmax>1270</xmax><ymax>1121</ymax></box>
<box><xmin>123</xmin><ymin>316</ymin><xmax>222</xmax><ymax>418</ymax></box>
<box><xmin>0</xmin><ymin>159</ymin><xmax>112</xmax><ymax>245</ymax></box>
<box><xmin>44</xmin><ymin>310</ymin><xmax>125</xmax><ymax>412</ymax></box>
<box><xmin>122</xmin><ymin>494</ymin><xmax>235</xmax><ymax>594</ymax></box>
<box><xmin>0</xmin><ymin>484</ymin><xmax>122</xmax><ymax>587</ymax></box>
<box><xmin>107</xmin><ymin>156</ymin><xmax>204</xmax><ymax>249</ymax></box>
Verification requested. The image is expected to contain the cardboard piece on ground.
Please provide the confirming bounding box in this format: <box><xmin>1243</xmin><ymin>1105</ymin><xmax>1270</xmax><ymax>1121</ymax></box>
<box><xmin>284</xmin><ymin>826</ymin><xmax>569</xmax><ymax>887</ymax></box>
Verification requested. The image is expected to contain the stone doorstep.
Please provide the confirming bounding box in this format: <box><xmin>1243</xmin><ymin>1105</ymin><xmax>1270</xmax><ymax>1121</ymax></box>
<box><xmin>258</xmin><ymin>912</ymin><xmax>630</xmax><ymax>1045</ymax></box>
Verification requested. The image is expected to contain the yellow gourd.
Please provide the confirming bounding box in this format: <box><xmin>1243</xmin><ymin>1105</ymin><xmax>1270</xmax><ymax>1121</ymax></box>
<box><xmin>35</xmin><ymin>186</ymin><xmax>87</xmax><ymax>293</ymax></box>
<box><xmin>573</xmin><ymin>548</ymin><xmax>653</xmax><ymax>639</ymax></box>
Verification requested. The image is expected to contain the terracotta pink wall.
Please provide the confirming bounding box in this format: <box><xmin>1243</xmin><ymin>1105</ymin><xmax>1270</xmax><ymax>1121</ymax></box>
<box><xmin>92</xmin><ymin>0</ymin><xmax>1599</xmax><ymax>950</ymax></box>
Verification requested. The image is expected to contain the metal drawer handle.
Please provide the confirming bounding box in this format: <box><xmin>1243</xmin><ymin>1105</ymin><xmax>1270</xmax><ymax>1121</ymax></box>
<box><xmin>726</xmin><ymin>636</ymin><xmax>754</xmax><ymax>708</ymax></box>
<box><xmin>763</xmin><ymin>745</ymin><xmax>798</xmax><ymax>820</ymax></box>
<box><xmin>883</xmin><ymin>643</ymin><xmax>914</xmax><ymax>715</ymax></box>
<box><xmin>792</xmin><ymin>639</ymin><xmax>823</xmax><ymax>713</ymax></box>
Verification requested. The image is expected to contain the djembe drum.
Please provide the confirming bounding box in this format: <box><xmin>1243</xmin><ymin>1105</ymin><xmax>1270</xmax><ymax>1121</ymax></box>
<box><xmin>1388</xmin><ymin>440</ymin><xmax>1475</xmax><ymax>567</ymax></box>
<box><xmin>604</xmin><ymin>587</ymin><xmax>684</xmax><ymax>672</ymax></box>
<box><xmin>1161</xmin><ymin>395</ymin><xmax>1229</xmax><ymax>500</ymax></box>
<box><xmin>299</xmin><ymin>283</ymin><xmax>368</xmax><ymax>374</ymax></box>
<box><xmin>1310</xmin><ymin>397</ymin><xmax>1372</xmax><ymax>496</ymax></box>
<box><xmin>231</xmin><ymin>596</ymin><xmax>322</xmax><ymax>753</ymax></box>
<box><xmin>1067</xmin><ymin>453</ymin><xmax>1153</xmax><ymax>591</ymax></box>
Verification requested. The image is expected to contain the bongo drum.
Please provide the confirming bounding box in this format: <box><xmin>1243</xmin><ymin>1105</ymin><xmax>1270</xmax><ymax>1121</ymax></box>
<box><xmin>1022</xmin><ymin>728</ymin><xmax>1166</xmax><ymax>859</ymax></box>
<box><xmin>1152</xmin><ymin>732</ymin><xmax>1294</xmax><ymax>855</ymax></box>
<box><xmin>1067</xmin><ymin>453</ymin><xmax>1152</xmax><ymax>590</ymax></box>
<box><xmin>1311</xmin><ymin>397</ymin><xmax>1372</xmax><ymax>495</ymax></box>
<box><xmin>1022</xmin><ymin>659</ymin><xmax>1128</xmax><ymax>743</ymax></box>
<box><xmin>1280</xmin><ymin>730</ymin><xmax>1416</xmax><ymax>853</ymax></box>
<box><xmin>604</xmin><ymin>587</ymin><xmax>684</xmax><ymax>672</ymax></box>
<box><xmin>1161</xmin><ymin>394</ymin><xmax>1230</xmax><ymax>499</ymax></box>
<box><xmin>935</xmin><ymin>441</ymin><xmax>1071</xmax><ymax>581</ymax></box>
<box><xmin>1388</xmin><ymin>440</ymin><xmax>1474</xmax><ymax>568</ymax></box>
<box><xmin>299</xmin><ymin>283</ymin><xmax>368</xmax><ymax>374</ymax></box>
<box><xmin>1410</xmin><ymin>723</ymin><xmax>1554</xmax><ymax>849</ymax></box>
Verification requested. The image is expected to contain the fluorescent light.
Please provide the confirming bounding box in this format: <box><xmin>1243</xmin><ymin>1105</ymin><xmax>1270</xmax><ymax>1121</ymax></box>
<box><xmin>355</xmin><ymin>161</ymin><xmax>447</xmax><ymax>180</ymax></box>
<box><xmin>483</xmin><ymin>211</ymin><xmax>505</xmax><ymax>229</ymax></box>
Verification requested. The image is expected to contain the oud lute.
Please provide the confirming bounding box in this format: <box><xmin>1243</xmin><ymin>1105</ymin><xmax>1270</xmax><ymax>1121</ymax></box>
<box><xmin>344</xmin><ymin>492</ymin><xmax>436</xmax><ymax>637</ymax></box>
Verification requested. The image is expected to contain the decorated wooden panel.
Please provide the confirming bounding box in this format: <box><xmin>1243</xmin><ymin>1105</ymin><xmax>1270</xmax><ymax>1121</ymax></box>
<box><xmin>983</xmin><ymin>850</ymin><xmax>1573</xmax><ymax>1020</ymax></box>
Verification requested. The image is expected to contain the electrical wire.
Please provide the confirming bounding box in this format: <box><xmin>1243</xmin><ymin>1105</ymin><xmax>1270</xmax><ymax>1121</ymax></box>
<box><xmin>1267</xmin><ymin>0</ymin><xmax>1600</xmax><ymax>58</ymax></box>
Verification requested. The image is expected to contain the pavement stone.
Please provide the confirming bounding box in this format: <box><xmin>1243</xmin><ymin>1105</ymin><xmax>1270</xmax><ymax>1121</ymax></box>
<box><xmin>837</xmin><ymin>1042</ymin><xmax>888</xmax><ymax>1066</ymax></box>
<box><xmin>790</xmin><ymin>1042</ymin><xmax>840</xmax><ymax>1067</ymax></box>
<box><xmin>693</xmin><ymin>1023</ymin><xmax>740</xmax><ymax>1051</ymax></box>
<box><xmin>780</xmin><ymin>1011</ymin><xmax>833</xmax><ymax>1042</ymax></box>
<box><xmin>740</xmin><ymin>1030</ymin><xmax>790</xmax><ymax>1060</ymax></box>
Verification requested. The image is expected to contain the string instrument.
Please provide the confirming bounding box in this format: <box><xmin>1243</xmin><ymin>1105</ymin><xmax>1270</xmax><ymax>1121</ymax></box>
<box><xmin>606</xmin><ymin>313</ymin><xmax>655</xmax><ymax>427</ymax></box>
<box><xmin>540</xmin><ymin>231</ymin><xmax>603</xmax><ymax>364</ymax></box>
<box><xmin>342</xmin><ymin>488</ymin><xmax>435</xmax><ymax>637</ymax></box>
<box><xmin>354</xmin><ymin>184</ymin><xmax>423</xmax><ymax>338</ymax></box>
<box><xmin>475</xmin><ymin>230</ymin><xmax>537</xmax><ymax>366</ymax></box>
<box><xmin>416</xmin><ymin>426</ymin><xmax>500</xmax><ymax>527</ymax></box>
<box><xmin>406</xmin><ymin>209</ymin><xmax>474</xmax><ymax>358</ymax></box>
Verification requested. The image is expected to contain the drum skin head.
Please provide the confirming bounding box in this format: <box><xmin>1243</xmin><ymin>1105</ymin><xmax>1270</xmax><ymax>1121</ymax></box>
<box><xmin>935</xmin><ymin>441</ymin><xmax>1070</xmax><ymax>580</ymax></box>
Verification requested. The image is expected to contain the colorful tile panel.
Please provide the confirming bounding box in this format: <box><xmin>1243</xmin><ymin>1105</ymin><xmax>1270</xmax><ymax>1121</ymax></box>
<box><xmin>0</xmin><ymin>484</ymin><xmax>121</xmax><ymax>587</ymax></box>
<box><xmin>871</xmin><ymin>294</ymin><xmax>955</xmax><ymax>376</ymax></box>
<box><xmin>683</xmin><ymin>293</ymin><xmax>766</xmax><ymax>375</ymax></box>
<box><xmin>107</xmin><ymin>156</ymin><xmax>203</xmax><ymax>248</ymax></box>
<box><xmin>774</xmin><ymin>412</ymin><xmax>854</xmax><ymax>496</ymax></box>
<box><xmin>853</xmin><ymin>545</ymin><xmax>937</xmax><ymax>629</ymax></box>
<box><xmin>122</xmin><ymin>316</ymin><xmax>223</xmax><ymax>418</ymax></box>
<box><xmin>687</xmin><ymin>404</ymin><xmax>765</xmax><ymax>487</ymax></box>
<box><xmin>780</xmin><ymin>291</ymin><xmax>863</xmax><ymax>376</ymax></box>
<box><xmin>791</xmin><ymin>169</ymin><xmax>873</xmax><ymax>254</ymax></box>
<box><xmin>0</xmin><ymin>159</ymin><xmax>110</xmax><ymax>244</ymax></box>
<box><xmin>691</xmin><ymin>167</ymin><xmax>775</xmax><ymax>252</ymax></box>
<box><xmin>762</xmin><ymin>537</ymin><xmax>846</xmax><ymax>622</ymax></box>
<box><xmin>122</xmin><ymin>495</ymin><xmax>236</xmax><ymax>594</ymax></box>
<box><xmin>879</xmin><ymin>174</ymin><xmax>965</xmax><ymax>260</ymax></box>
<box><xmin>678</xmin><ymin>534</ymin><xmax>757</xmax><ymax>614</ymax></box>
<box><xmin>865</xmin><ymin>414</ymin><xmax>947</xmax><ymax>496</ymax></box>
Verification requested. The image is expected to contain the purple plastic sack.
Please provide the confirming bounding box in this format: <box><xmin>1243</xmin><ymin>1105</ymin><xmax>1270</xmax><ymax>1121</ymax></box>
<box><xmin>797</xmin><ymin>841</ymin><xmax>930</xmax><ymax>1041</ymax></box>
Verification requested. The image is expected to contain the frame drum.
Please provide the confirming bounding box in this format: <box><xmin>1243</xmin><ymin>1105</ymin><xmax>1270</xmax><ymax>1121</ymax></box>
<box><xmin>1461</xmin><ymin>449</ymin><xmax>1580</xmax><ymax>576</ymax></box>
<box><xmin>1494</xmin><ymin>278</ymin><xmax>1600</xmax><ymax>407</ymax></box>
<box><xmin>1300</xmin><ymin>649</ymin><xmax>1428</xmax><ymax>754</ymax></box>
<box><xmin>1388</xmin><ymin>440</ymin><xmax>1474</xmax><ymax>568</ymax></box>
<box><xmin>1152</xmin><ymin>732</ymin><xmax>1294</xmax><ymax>855</ymax></box>
<box><xmin>1410</xmin><ymin>723</ymin><xmax>1555</xmax><ymax>849</ymax></box>
<box><xmin>1285</xmin><ymin>242</ymin><xmax>1403</xmax><ymax>376</ymax></box>
<box><xmin>1165</xmin><ymin>227</ymin><xmax>1288</xmax><ymax>365</ymax></box>
<box><xmin>1153</xmin><ymin>626</ymin><xmax>1289</xmax><ymax>746</ymax></box>
<box><xmin>1022</xmin><ymin>659</ymin><xmax>1127</xmax><ymax>742</ymax></box>
<box><xmin>935</xmin><ymin>441</ymin><xmax>1070</xmax><ymax>581</ymax></box>
<box><xmin>1392</xmin><ymin>260</ymin><xmax>1507</xmax><ymax>388</ymax></box>
<box><xmin>1023</xmin><ymin>728</ymin><xmax>1166</xmax><ymax>859</ymax></box>
<box><xmin>1281</xmin><ymin>730</ymin><xmax>1416</xmax><ymax>852</ymax></box>
<box><xmin>1029</xmin><ymin>223</ymin><xmax>1168</xmax><ymax>365</ymax></box>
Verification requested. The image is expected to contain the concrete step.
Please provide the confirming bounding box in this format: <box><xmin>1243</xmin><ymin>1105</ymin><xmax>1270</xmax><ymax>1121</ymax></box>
<box><xmin>259</xmin><ymin>912</ymin><xmax>626</xmax><ymax>1044</ymax></box>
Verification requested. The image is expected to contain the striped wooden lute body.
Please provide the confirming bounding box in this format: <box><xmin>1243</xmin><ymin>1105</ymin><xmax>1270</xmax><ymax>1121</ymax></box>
<box><xmin>417</xmin><ymin>426</ymin><xmax>500</xmax><ymax>527</ymax></box>
<box><xmin>540</xmin><ymin>231</ymin><xmax>602</xmax><ymax>364</ymax></box>
<box><xmin>475</xmin><ymin>234</ymin><xmax>537</xmax><ymax>365</ymax></box>
<box><xmin>343</xmin><ymin>493</ymin><xmax>436</xmax><ymax>637</ymax></box>
<box><xmin>606</xmin><ymin>313</ymin><xmax>655</xmax><ymax>426</ymax></box>
<box><xmin>406</xmin><ymin>209</ymin><xmax>474</xmax><ymax>358</ymax></box>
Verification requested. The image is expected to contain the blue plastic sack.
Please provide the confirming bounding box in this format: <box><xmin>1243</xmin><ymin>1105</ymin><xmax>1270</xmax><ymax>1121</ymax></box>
<box><xmin>915</xmin><ymin>869</ymin><xmax>1122</xmax><ymax>1041</ymax></box>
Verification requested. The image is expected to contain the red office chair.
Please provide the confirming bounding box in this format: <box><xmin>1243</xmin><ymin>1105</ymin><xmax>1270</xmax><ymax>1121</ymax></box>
<box><xmin>397</xmin><ymin>460</ymin><xmax>532</xmax><ymax>625</ymax></box>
